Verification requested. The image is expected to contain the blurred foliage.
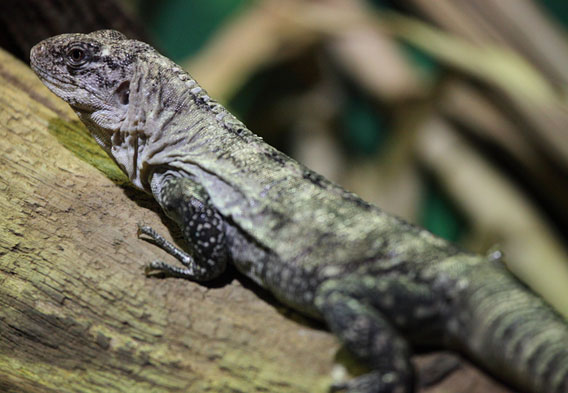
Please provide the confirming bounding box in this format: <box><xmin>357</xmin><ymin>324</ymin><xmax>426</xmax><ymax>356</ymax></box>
<box><xmin>420</xmin><ymin>176</ymin><xmax>467</xmax><ymax>242</ymax></box>
<box><xmin>340</xmin><ymin>90</ymin><xmax>388</xmax><ymax>157</ymax></box>
<box><xmin>541</xmin><ymin>0</ymin><xmax>568</xmax><ymax>27</ymax></box>
<box><xmin>139</xmin><ymin>0</ymin><xmax>251</xmax><ymax>60</ymax></box>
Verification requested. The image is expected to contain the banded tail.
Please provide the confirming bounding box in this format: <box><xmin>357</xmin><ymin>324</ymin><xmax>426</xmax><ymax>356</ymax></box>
<box><xmin>456</xmin><ymin>263</ymin><xmax>568</xmax><ymax>393</ymax></box>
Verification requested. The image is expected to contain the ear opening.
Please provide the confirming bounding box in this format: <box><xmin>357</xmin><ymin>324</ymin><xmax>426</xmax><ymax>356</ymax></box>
<box><xmin>115</xmin><ymin>81</ymin><xmax>130</xmax><ymax>105</ymax></box>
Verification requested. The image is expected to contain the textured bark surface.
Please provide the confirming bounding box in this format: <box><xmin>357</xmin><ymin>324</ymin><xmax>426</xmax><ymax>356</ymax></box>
<box><xmin>0</xmin><ymin>48</ymin><xmax>511</xmax><ymax>393</ymax></box>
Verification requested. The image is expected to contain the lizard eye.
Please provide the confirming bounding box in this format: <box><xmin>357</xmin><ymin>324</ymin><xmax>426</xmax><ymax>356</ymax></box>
<box><xmin>66</xmin><ymin>45</ymin><xmax>88</xmax><ymax>67</ymax></box>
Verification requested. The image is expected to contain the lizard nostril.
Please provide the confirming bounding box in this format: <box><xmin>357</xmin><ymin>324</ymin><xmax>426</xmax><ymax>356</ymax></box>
<box><xmin>31</xmin><ymin>42</ymin><xmax>46</xmax><ymax>58</ymax></box>
<box><xmin>30</xmin><ymin>44</ymin><xmax>40</xmax><ymax>60</ymax></box>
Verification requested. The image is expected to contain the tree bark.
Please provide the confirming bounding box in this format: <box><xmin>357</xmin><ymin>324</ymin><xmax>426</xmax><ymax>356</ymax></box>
<box><xmin>0</xmin><ymin>48</ymin><xmax>512</xmax><ymax>393</ymax></box>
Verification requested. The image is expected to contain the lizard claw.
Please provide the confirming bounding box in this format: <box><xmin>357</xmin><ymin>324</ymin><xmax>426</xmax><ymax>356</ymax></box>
<box><xmin>144</xmin><ymin>262</ymin><xmax>156</xmax><ymax>275</ymax></box>
<box><xmin>136</xmin><ymin>222</ymin><xmax>146</xmax><ymax>237</ymax></box>
<box><xmin>137</xmin><ymin>223</ymin><xmax>160</xmax><ymax>240</ymax></box>
<box><xmin>137</xmin><ymin>222</ymin><xmax>156</xmax><ymax>236</ymax></box>
<box><xmin>144</xmin><ymin>260</ymin><xmax>168</xmax><ymax>277</ymax></box>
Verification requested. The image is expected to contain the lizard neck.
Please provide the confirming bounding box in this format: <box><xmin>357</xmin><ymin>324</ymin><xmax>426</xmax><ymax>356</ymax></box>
<box><xmin>103</xmin><ymin>59</ymin><xmax>203</xmax><ymax>191</ymax></box>
<box><xmin>113</xmin><ymin>56</ymin><xmax>262</xmax><ymax>194</ymax></box>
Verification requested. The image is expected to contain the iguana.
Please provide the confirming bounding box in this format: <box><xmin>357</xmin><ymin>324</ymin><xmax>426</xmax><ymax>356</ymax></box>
<box><xmin>30</xmin><ymin>30</ymin><xmax>568</xmax><ymax>393</ymax></box>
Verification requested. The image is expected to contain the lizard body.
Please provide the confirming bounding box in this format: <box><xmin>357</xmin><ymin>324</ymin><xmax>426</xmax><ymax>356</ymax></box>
<box><xmin>30</xmin><ymin>30</ymin><xmax>568</xmax><ymax>393</ymax></box>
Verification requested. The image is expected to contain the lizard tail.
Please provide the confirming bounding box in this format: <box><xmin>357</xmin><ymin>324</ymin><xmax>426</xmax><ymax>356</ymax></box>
<box><xmin>456</xmin><ymin>263</ymin><xmax>568</xmax><ymax>393</ymax></box>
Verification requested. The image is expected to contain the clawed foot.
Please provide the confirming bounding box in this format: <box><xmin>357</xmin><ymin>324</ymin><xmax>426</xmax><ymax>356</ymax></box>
<box><xmin>144</xmin><ymin>260</ymin><xmax>187</xmax><ymax>278</ymax></box>
<box><xmin>137</xmin><ymin>223</ymin><xmax>192</xmax><ymax>263</ymax></box>
<box><xmin>137</xmin><ymin>223</ymin><xmax>197</xmax><ymax>279</ymax></box>
<box><xmin>137</xmin><ymin>223</ymin><xmax>161</xmax><ymax>242</ymax></box>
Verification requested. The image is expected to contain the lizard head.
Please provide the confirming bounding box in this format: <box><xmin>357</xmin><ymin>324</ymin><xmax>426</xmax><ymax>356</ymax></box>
<box><xmin>30</xmin><ymin>30</ymin><xmax>192</xmax><ymax>190</ymax></box>
<box><xmin>30</xmin><ymin>30</ymin><xmax>142</xmax><ymax>115</ymax></box>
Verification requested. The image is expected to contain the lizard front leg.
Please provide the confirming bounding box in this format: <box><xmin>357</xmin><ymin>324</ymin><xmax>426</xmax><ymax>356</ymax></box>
<box><xmin>315</xmin><ymin>280</ymin><xmax>414</xmax><ymax>393</ymax></box>
<box><xmin>140</xmin><ymin>175</ymin><xmax>228</xmax><ymax>281</ymax></box>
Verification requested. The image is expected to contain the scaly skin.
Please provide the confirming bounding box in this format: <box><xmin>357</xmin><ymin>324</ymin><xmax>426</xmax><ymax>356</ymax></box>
<box><xmin>30</xmin><ymin>30</ymin><xmax>568</xmax><ymax>393</ymax></box>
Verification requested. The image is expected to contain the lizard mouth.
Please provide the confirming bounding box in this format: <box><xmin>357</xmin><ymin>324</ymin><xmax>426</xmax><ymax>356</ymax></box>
<box><xmin>30</xmin><ymin>71</ymin><xmax>97</xmax><ymax>112</ymax></box>
<box><xmin>29</xmin><ymin>59</ymin><xmax>48</xmax><ymax>83</ymax></box>
<box><xmin>29</xmin><ymin>63</ymin><xmax>105</xmax><ymax>112</ymax></box>
<box><xmin>29</xmin><ymin>57</ymin><xmax>66</xmax><ymax>91</ymax></box>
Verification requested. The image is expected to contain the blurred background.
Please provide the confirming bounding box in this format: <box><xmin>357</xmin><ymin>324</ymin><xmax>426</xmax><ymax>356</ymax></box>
<box><xmin>1</xmin><ymin>0</ymin><xmax>568</xmax><ymax>315</ymax></box>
